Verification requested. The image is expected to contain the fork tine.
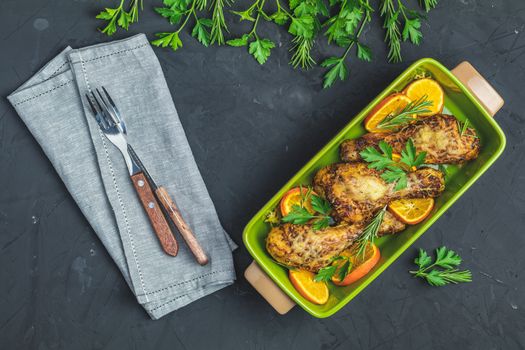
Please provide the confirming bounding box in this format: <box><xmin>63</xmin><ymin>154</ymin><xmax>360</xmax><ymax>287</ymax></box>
<box><xmin>85</xmin><ymin>93</ymin><xmax>106</xmax><ymax>128</ymax></box>
<box><xmin>101</xmin><ymin>86</ymin><xmax>123</xmax><ymax>124</ymax></box>
<box><xmin>96</xmin><ymin>88</ymin><xmax>120</xmax><ymax>126</ymax></box>
<box><xmin>91</xmin><ymin>90</ymin><xmax>113</xmax><ymax>128</ymax></box>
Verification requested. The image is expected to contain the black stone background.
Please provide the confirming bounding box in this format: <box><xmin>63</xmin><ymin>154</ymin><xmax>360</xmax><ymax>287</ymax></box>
<box><xmin>1</xmin><ymin>0</ymin><xmax>524</xmax><ymax>349</ymax></box>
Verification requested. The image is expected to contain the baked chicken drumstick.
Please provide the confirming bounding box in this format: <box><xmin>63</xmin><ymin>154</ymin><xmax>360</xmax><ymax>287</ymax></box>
<box><xmin>340</xmin><ymin>114</ymin><xmax>479</xmax><ymax>164</ymax></box>
<box><xmin>313</xmin><ymin>162</ymin><xmax>445</xmax><ymax>224</ymax></box>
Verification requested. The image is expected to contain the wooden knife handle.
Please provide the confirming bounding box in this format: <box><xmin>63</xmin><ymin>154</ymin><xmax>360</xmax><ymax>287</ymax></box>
<box><xmin>131</xmin><ymin>172</ymin><xmax>179</xmax><ymax>256</ymax></box>
<box><xmin>155</xmin><ymin>186</ymin><xmax>209</xmax><ymax>265</ymax></box>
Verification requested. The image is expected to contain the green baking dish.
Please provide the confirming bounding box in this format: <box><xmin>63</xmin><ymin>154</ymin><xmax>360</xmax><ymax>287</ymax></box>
<box><xmin>243</xmin><ymin>58</ymin><xmax>506</xmax><ymax>318</ymax></box>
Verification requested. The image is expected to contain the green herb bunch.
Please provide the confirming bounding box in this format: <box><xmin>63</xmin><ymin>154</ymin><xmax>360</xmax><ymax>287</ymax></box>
<box><xmin>95</xmin><ymin>0</ymin><xmax>438</xmax><ymax>89</ymax></box>
<box><xmin>410</xmin><ymin>247</ymin><xmax>472</xmax><ymax>286</ymax></box>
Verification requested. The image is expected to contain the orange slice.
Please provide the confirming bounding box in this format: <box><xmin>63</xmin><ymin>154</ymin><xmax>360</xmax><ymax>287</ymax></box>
<box><xmin>364</xmin><ymin>93</ymin><xmax>413</xmax><ymax>132</ymax></box>
<box><xmin>289</xmin><ymin>269</ymin><xmax>329</xmax><ymax>304</ymax></box>
<box><xmin>280</xmin><ymin>187</ymin><xmax>316</xmax><ymax>217</ymax></box>
<box><xmin>331</xmin><ymin>243</ymin><xmax>381</xmax><ymax>286</ymax></box>
<box><xmin>403</xmin><ymin>78</ymin><xmax>444</xmax><ymax>116</ymax></box>
<box><xmin>388</xmin><ymin>198</ymin><xmax>435</xmax><ymax>225</ymax></box>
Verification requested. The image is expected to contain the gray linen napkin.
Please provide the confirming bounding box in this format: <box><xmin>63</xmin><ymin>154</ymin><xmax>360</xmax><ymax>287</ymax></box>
<box><xmin>7</xmin><ymin>34</ymin><xmax>237</xmax><ymax>320</ymax></box>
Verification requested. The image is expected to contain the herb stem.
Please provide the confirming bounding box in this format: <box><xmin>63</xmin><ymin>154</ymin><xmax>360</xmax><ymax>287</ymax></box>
<box><xmin>176</xmin><ymin>1</ymin><xmax>197</xmax><ymax>35</ymax></box>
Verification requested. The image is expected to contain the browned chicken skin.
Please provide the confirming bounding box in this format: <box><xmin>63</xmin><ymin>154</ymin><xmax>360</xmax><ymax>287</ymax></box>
<box><xmin>266</xmin><ymin>223</ymin><xmax>362</xmax><ymax>272</ymax></box>
<box><xmin>340</xmin><ymin>114</ymin><xmax>480</xmax><ymax>164</ymax></box>
<box><xmin>313</xmin><ymin>162</ymin><xmax>445</xmax><ymax>224</ymax></box>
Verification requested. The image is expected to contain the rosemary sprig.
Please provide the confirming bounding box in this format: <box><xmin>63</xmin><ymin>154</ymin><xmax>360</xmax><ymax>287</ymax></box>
<box><xmin>355</xmin><ymin>206</ymin><xmax>386</xmax><ymax>258</ymax></box>
<box><xmin>377</xmin><ymin>95</ymin><xmax>433</xmax><ymax>130</ymax></box>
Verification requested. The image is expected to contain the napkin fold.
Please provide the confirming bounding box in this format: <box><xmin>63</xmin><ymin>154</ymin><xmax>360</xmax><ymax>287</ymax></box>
<box><xmin>8</xmin><ymin>34</ymin><xmax>236</xmax><ymax>320</ymax></box>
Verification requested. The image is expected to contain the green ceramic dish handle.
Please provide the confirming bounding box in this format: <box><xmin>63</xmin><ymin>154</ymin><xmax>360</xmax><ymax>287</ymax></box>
<box><xmin>451</xmin><ymin>61</ymin><xmax>504</xmax><ymax>117</ymax></box>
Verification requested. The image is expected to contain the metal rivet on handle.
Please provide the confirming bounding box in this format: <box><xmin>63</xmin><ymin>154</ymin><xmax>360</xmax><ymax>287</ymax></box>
<box><xmin>148</xmin><ymin>202</ymin><xmax>155</xmax><ymax>209</ymax></box>
<box><xmin>137</xmin><ymin>180</ymin><xmax>145</xmax><ymax>187</ymax></box>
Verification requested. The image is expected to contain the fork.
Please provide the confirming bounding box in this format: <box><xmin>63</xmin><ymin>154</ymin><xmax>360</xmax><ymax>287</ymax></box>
<box><xmin>86</xmin><ymin>89</ymin><xmax>179</xmax><ymax>257</ymax></box>
<box><xmin>88</xmin><ymin>87</ymin><xmax>209</xmax><ymax>265</ymax></box>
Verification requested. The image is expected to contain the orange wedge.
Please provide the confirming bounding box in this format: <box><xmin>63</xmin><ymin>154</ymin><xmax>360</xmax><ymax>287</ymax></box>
<box><xmin>289</xmin><ymin>269</ymin><xmax>329</xmax><ymax>304</ymax></box>
<box><xmin>403</xmin><ymin>78</ymin><xmax>444</xmax><ymax>116</ymax></box>
<box><xmin>388</xmin><ymin>198</ymin><xmax>434</xmax><ymax>225</ymax></box>
<box><xmin>332</xmin><ymin>243</ymin><xmax>381</xmax><ymax>286</ymax></box>
<box><xmin>364</xmin><ymin>93</ymin><xmax>412</xmax><ymax>132</ymax></box>
<box><xmin>280</xmin><ymin>187</ymin><xmax>316</xmax><ymax>217</ymax></box>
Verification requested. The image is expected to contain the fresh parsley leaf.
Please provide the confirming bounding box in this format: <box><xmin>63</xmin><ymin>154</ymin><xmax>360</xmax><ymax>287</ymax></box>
<box><xmin>314</xmin><ymin>256</ymin><xmax>352</xmax><ymax>282</ymax></box>
<box><xmin>289</xmin><ymin>15</ymin><xmax>315</xmax><ymax>39</ymax></box>
<box><xmin>226</xmin><ymin>34</ymin><xmax>250</xmax><ymax>47</ymax></box>
<box><xmin>410</xmin><ymin>246</ymin><xmax>472</xmax><ymax>287</ymax></box>
<box><xmin>282</xmin><ymin>205</ymin><xmax>315</xmax><ymax>225</ymax></box>
<box><xmin>414</xmin><ymin>248</ymin><xmax>432</xmax><ymax>269</ymax></box>
<box><xmin>314</xmin><ymin>265</ymin><xmax>337</xmax><ymax>282</ymax></box>
<box><xmin>152</xmin><ymin>32</ymin><xmax>183</xmax><ymax>51</ymax></box>
<box><xmin>249</xmin><ymin>38</ymin><xmax>275</xmax><ymax>64</ymax></box>
<box><xmin>402</xmin><ymin>17</ymin><xmax>422</xmax><ymax>45</ymax></box>
<box><xmin>192</xmin><ymin>18</ymin><xmax>213</xmax><ymax>47</ymax></box>
<box><xmin>360</xmin><ymin>141</ymin><xmax>395</xmax><ymax>170</ymax></box>
<box><xmin>321</xmin><ymin>57</ymin><xmax>348</xmax><ymax>88</ymax></box>
<box><xmin>271</xmin><ymin>10</ymin><xmax>289</xmax><ymax>25</ymax></box>
<box><xmin>356</xmin><ymin>43</ymin><xmax>372</xmax><ymax>61</ymax></box>
<box><xmin>400</xmin><ymin>138</ymin><xmax>427</xmax><ymax>169</ymax></box>
<box><xmin>361</xmin><ymin>139</ymin><xmax>426</xmax><ymax>190</ymax></box>
<box><xmin>311</xmin><ymin>194</ymin><xmax>331</xmax><ymax>215</ymax></box>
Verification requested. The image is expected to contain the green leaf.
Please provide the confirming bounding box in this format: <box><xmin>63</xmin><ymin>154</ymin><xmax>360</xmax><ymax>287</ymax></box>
<box><xmin>381</xmin><ymin>167</ymin><xmax>407</xmax><ymax>190</ymax></box>
<box><xmin>231</xmin><ymin>9</ymin><xmax>256</xmax><ymax>22</ymax></box>
<box><xmin>192</xmin><ymin>19</ymin><xmax>212</xmax><ymax>47</ymax></box>
<box><xmin>321</xmin><ymin>57</ymin><xmax>348</xmax><ymax>88</ymax></box>
<box><xmin>289</xmin><ymin>0</ymin><xmax>301</xmax><ymax>10</ymax></box>
<box><xmin>311</xmin><ymin>195</ymin><xmax>331</xmax><ymax>215</ymax></box>
<box><xmin>271</xmin><ymin>10</ymin><xmax>289</xmax><ymax>25</ymax></box>
<box><xmin>226</xmin><ymin>34</ymin><xmax>250</xmax><ymax>47</ymax></box>
<box><xmin>337</xmin><ymin>259</ymin><xmax>351</xmax><ymax>281</ymax></box>
<box><xmin>312</xmin><ymin>217</ymin><xmax>330</xmax><ymax>230</ymax></box>
<box><xmin>314</xmin><ymin>265</ymin><xmax>337</xmax><ymax>282</ymax></box>
<box><xmin>356</xmin><ymin>43</ymin><xmax>372</xmax><ymax>62</ymax></box>
<box><xmin>282</xmin><ymin>205</ymin><xmax>315</xmax><ymax>224</ymax></box>
<box><xmin>151</xmin><ymin>32</ymin><xmax>183</xmax><ymax>51</ymax></box>
<box><xmin>403</xmin><ymin>18</ymin><xmax>422</xmax><ymax>45</ymax></box>
<box><xmin>249</xmin><ymin>38</ymin><xmax>275</xmax><ymax>64</ymax></box>
<box><xmin>434</xmin><ymin>246</ymin><xmax>462</xmax><ymax>269</ymax></box>
<box><xmin>289</xmin><ymin>15</ymin><xmax>315</xmax><ymax>39</ymax></box>
<box><xmin>414</xmin><ymin>248</ymin><xmax>432</xmax><ymax>269</ymax></box>
<box><xmin>117</xmin><ymin>11</ymin><xmax>131</xmax><ymax>30</ymax></box>
<box><xmin>155</xmin><ymin>7</ymin><xmax>184</xmax><ymax>25</ymax></box>
<box><xmin>96</xmin><ymin>7</ymin><xmax>118</xmax><ymax>20</ymax></box>
<box><xmin>360</xmin><ymin>141</ymin><xmax>394</xmax><ymax>170</ymax></box>
<box><xmin>400</xmin><ymin>138</ymin><xmax>427</xmax><ymax>168</ymax></box>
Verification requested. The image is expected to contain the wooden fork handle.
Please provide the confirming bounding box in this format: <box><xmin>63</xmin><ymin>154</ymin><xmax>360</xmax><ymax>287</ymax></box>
<box><xmin>155</xmin><ymin>186</ymin><xmax>209</xmax><ymax>265</ymax></box>
<box><xmin>131</xmin><ymin>172</ymin><xmax>179</xmax><ymax>256</ymax></box>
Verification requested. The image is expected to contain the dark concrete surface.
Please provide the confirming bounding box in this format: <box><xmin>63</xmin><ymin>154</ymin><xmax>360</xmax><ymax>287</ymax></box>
<box><xmin>1</xmin><ymin>0</ymin><xmax>524</xmax><ymax>349</ymax></box>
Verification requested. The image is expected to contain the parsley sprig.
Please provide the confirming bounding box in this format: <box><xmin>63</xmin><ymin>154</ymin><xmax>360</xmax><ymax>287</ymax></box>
<box><xmin>410</xmin><ymin>247</ymin><xmax>472</xmax><ymax>286</ymax></box>
<box><xmin>281</xmin><ymin>188</ymin><xmax>333</xmax><ymax>230</ymax></box>
<box><xmin>96</xmin><ymin>0</ymin><xmax>143</xmax><ymax>35</ymax></box>
<box><xmin>314</xmin><ymin>256</ymin><xmax>352</xmax><ymax>282</ymax></box>
<box><xmin>151</xmin><ymin>0</ymin><xmax>229</xmax><ymax>50</ymax></box>
<box><xmin>360</xmin><ymin>139</ymin><xmax>427</xmax><ymax>190</ymax></box>
<box><xmin>376</xmin><ymin>95</ymin><xmax>433</xmax><ymax>130</ymax></box>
